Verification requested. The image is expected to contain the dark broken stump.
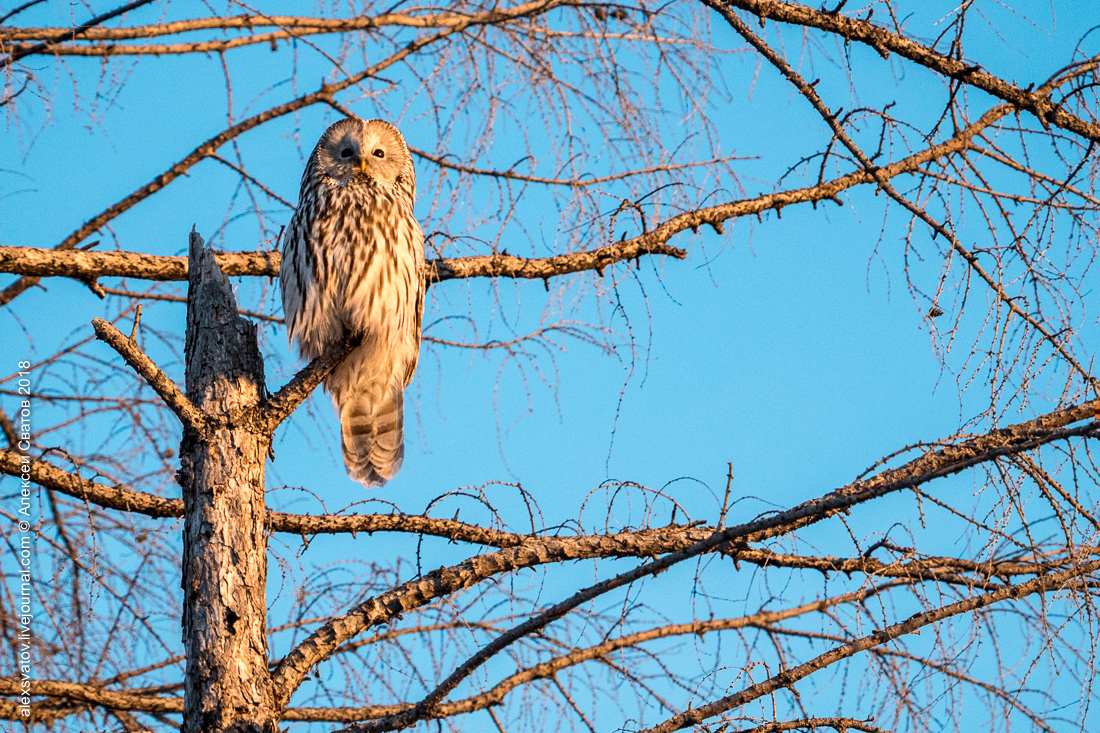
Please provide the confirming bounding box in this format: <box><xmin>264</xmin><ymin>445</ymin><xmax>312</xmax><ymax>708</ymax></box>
<box><xmin>177</xmin><ymin>229</ymin><xmax>278</xmax><ymax>733</ymax></box>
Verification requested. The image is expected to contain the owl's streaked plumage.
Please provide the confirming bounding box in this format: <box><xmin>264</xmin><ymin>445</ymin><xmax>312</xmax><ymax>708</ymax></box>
<box><xmin>280</xmin><ymin>117</ymin><xmax>424</xmax><ymax>487</ymax></box>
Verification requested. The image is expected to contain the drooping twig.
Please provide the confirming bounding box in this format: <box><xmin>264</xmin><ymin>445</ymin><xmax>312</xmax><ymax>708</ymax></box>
<box><xmin>637</xmin><ymin>558</ymin><xmax>1100</xmax><ymax>733</ymax></box>
<box><xmin>716</xmin><ymin>0</ymin><xmax>1100</xmax><ymax>141</ymax></box>
<box><xmin>270</xmin><ymin>396</ymin><xmax>1100</xmax><ymax>705</ymax></box>
<box><xmin>705</xmin><ymin>0</ymin><xmax>1100</xmax><ymax>393</ymax></box>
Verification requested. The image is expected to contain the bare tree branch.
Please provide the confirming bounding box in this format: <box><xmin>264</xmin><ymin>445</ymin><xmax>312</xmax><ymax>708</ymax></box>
<box><xmin>0</xmin><ymin>677</ymin><xmax>181</xmax><ymax>714</ymax></box>
<box><xmin>0</xmin><ymin>0</ymin><xmax>157</xmax><ymax>68</ymax></box>
<box><xmin>0</xmin><ymin>3</ymin><xmax>585</xmax><ymax>42</ymax></box>
<box><xmin>637</xmin><ymin>559</ymin><xmax>1100</xmax><ymax>732</ymax></box>
<box><xmin>704</xmin><ymin>0</ymin><xmax>1099</xmax><ymax>391</ymax></box>
<box><xmin>0</xmin><ymin>0</ymin><xmax>513</xmax><ymax>307</ymax></box>
<box><xmin>90</xmin><ymin>318</ymin><xmax>208</xmax><ymax>436</ymax></box>
<box><xmin>717</xmin><ymin>0</ymin><xmax>1100</xmax><ymax>141</ymax></box>
<box><xmin>268</xmin><ymin>396</ymin><xmax>1100</xmax><ymax>708</ymax></box>
<box><xmin>257</xmin><ymin>337</ymin><xmax>359</xmax><ymax>433</ymax></box>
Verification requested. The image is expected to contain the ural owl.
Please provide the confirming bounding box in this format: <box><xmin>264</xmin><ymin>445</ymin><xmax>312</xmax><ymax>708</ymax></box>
<box><xmin>280</xmin><ymin>118</ymin><xmax>424</xmax><ymax>487</ymax></box>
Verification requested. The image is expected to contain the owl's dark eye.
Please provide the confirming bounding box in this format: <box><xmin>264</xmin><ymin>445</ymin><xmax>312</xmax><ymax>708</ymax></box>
<box><xmin>340</xmin><ymin>148</ymin><xmax>353</xmax><ymax>159</ymax></box>
<box><xmin>372</xmin><ymin>148</ymin><xmax>385</xmax><ymax>159</ymax></box>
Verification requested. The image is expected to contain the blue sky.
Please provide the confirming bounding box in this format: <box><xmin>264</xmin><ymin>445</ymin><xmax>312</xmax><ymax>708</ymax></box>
<box><xmin>2</xmin><ymin>0</ymin><xmax>1098</xmax><ymax>730</ymax></box>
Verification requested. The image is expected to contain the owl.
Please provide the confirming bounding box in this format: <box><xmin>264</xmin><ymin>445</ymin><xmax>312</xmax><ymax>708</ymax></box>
<box><xmin>280</xmin><ymin>117</ymin><xmax>425</xmax><ymax>487</ymax></box>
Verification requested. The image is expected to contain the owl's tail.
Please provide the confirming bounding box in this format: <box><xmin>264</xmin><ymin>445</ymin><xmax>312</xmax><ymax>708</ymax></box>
<box><xmin>338</xmin><ymin>386</ymin><xmax>404</xmax><ymax>488</ymax></box>
<box><xmin>326</xmin><ymin>344</ymin><xmax>408</xmax><ymax>488</ymax></box>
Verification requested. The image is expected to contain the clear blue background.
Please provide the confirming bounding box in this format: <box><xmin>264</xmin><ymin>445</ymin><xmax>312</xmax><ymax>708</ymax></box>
<box><xmin>2</xmin><ymin>0</ymin><xmax>1098</xmax><ymax>730</ymax></box>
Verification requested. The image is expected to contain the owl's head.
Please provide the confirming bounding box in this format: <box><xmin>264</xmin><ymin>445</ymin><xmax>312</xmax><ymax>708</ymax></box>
<box><xmin>312</xmin><ymin>117</ymin><xmax>412</xmax><ymax>190</ymax></box>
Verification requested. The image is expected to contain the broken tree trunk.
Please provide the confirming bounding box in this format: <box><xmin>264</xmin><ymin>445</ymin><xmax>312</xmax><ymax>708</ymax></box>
<box><xmin>177</xmin><ymin>229</ymin><xmax>277</xmax><ymax>733</ymax></box>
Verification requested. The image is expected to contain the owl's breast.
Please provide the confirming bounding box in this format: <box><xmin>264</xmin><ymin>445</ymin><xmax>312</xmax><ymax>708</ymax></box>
<box><xmin>315</xmin><ymin>184</ymin><xmax>424</xmax><ymax>346</ymax></box>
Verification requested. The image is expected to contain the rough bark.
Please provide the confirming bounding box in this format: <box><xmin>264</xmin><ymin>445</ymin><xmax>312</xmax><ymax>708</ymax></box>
<box><xmin>177</xmin><ymin>229</ymin><xmax>277</xmax><ymax>733</ymax></box>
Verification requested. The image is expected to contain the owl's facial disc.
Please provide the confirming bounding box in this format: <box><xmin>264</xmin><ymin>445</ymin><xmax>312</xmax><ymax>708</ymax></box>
<box><xmin>314</xmin><ymin>118</ymin><xmax>409</xmax><ymax>189</ymax></box>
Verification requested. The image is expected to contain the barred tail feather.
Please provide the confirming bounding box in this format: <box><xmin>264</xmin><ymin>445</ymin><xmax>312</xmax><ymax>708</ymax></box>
<box><xmin>339</xmin><ymin>387</ymin><xmax>404</xmax><ymax>488</ymax></box>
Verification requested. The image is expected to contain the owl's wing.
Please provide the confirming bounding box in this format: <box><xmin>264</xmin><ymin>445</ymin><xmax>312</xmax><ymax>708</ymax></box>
<box><xmin>402</xmin><ymin>210</ymin><xmax>425</xmax><ymax>389</ymax></box>
<box><xmin>279</xmin><ymin>199</ymin><xmax>316</xmax><ymax>346</ymax></box>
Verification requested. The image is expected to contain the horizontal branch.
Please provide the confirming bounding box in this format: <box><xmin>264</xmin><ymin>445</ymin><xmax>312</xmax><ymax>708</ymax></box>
<box><xmin>0</xmin><ymin>101</ymin><xmax>1012</xmax><ymax>298</ymax></box>
<box><xmin>638</xmin><ymin>558</ymin><xmax>1100</xmax><ymax>732</ymax></box>
<box><xmin>0</xmin><ymin>448</ymin><xmax>705</xmax><ymax>551</ymax></box>
<box><xmin>3</xmin><ymin>394</ymin><xmax>1098</xmax><ymax>720</ymax></box>
<box><xmin>3</xmin><ymin>440</ymin><xmax>1087</xmax><ymax>585</ymax></box>
<box><xmin>0</xmin><ymin>1</ymin><xmax>508</xmax><ymax>308</ymax></box>
<box><xmin>0</xmin><ymin>245</ymin><xmax>278</xmax><ymax>280</ymax></box>
<box><xmin>428</xmin><ymin>239</ymin><xmax>686</xmax><ymax>281</ymax></box>
<box><xmin>0</xmin><ymin>0</ymin><xmax>156</xmax><ymax>68</ymax></box>
<box><xmin>0</xmin><ymin>2</ymin><xmax>582</xmax><ymax>42</ymax></box>
<box><xmin>270</xmin><ymin>396</ymin><xmax>1100</xmax><ymax>707</ymax></box>
<box><xmin>281</xmin><ymin>587</ymin><xmax>890</xmax><ymax>723</ymax></box>
<box><xmin>2</xmin><ymin>388</ymin><xmax>1082</xmax><ymax>710</ymax></box>
<box><xmin>0</xmin><ymin>448</ymin><xmax>526</xmax><ymax>542</ymax></box>
<box><xmin>0</xmin><ymin>449</ymin><xmax>183</xmax><ymax>517</ymax></box>
<box><xmin>91</xmin><ymin>318</ymin><xmax>208</xmax><ymax>435</ymax></box>
<box><xmin>721</xmin><ymin>0</ymin><xmax>1100</xmax><ymax>141</ymax></box>
<box><xmin>4</xmin><ymin>394</ymin><xmax>1095</xmax><ymax>717</ymax></box>
<box><xmin>10</xmin><ymin>394</ymin><xmax>1098</xmax><ymax>539</ymax></box>
<box><xmin>0</xmin><ymin>677</ymin><xmax>182</xmax><ymax>715</ymax></box>
<box><xmin>0</xmin><ymin>240</ymin><xmax>686</xmax><ymax>286</ymax></box>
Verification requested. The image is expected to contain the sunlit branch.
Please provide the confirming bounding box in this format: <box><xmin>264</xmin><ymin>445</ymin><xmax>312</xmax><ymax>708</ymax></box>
<box><xmin>0</xmin><ymin>25</ymin><xmax>702</xmax><ymax>57</ymax></box>
<box><xmin>716</xmin><ymin>0</ymin><xmax>1100</xmax><ymax>141</ymax></box>
<box><xmin>4</xmin><ymin>348</ymin><xmax>1097</xmax><ymax>725</ymax></box>
<box><xmin>637</xmin><ymin>559</ymin><xmax>1100</xmax><ymax>733</ymax></box>
<box><xmin>728</xmin><ymin>546</ymin><xmax>1100</xmax><ymax>586</ymax></box>
<box><xmin>0</xmin><ymin>240</ymin><xmax>686</xmax><ymax>285</ymax></box>
<box><xmin>346</xmin><ymin>528</ymin><xmax>784</xmax><ymax>732</ymax></box>
<box><xmin>90</xmin><ymin>318</ymin><xmax>208</xmax><ymax>436</ymax></box>
<box><xmin>0</xmin><ymin>3</ymin><xmax>505</xmax><ymax>307</ymax></box>
<box><xmin>0</xmin><ymin>2</ymin><xmax>584</xmax><ymax>42</ymax></box>
<box><xmin>0</xmin><ymin>0</ymin><xmax>156</xmax><ymax>68</ymax></box>
<box><xmin>0</xmin><ymin>677</ymin><xmax>182</xmax><ymax>716</ymax></box>
<box><xmin>706</xmin><ymin>0</ymin><xmax>1099</xmax><ymax>391</ymax></box>
<box><xmin>0</xmin><ymin>449</ymin><xmax>182</xmax><ymax>517</ymax></box>
<box><xmin>287</xmin><ymin>585</ymin><xmax>898</xmax><ymax>724</ymax></box>
<box><xmin>0</xmin><ymin>104</ymin><xmax>1012</xmax><ymax>294</ymax></box>
<box><xmin>7</xmin><ymin>390</ymin><xmax>1098</xmax><ymax>550</ymax></box>
<box><xmin>277</xmin><ymin>552</ymin><xmax>1094</xmax><ymax>723</ymax></box>
<box><xmin>258</xmin><ymin>337</ymin><xmax>359</xmax><ymax>432</ymax></box>
<box><xmin>269</xmin><ymin>396</ymin><xmax>1100</xmax><ymax>707</ymax></box>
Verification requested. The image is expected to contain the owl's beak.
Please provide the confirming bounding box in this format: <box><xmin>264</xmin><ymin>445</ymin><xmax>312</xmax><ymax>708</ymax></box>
<box><xmin>358</xmin><ymin>158</ymin><xmax>369</xmax><ymax>174</ymax></box>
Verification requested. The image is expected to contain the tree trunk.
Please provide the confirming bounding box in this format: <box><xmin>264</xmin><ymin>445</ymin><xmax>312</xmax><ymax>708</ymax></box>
<box><xmin>178</xmin><ymin>229</ymin><xmax>277</xmax><ymax>733</ymax></box>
